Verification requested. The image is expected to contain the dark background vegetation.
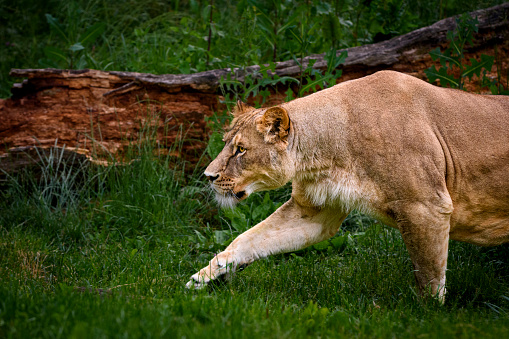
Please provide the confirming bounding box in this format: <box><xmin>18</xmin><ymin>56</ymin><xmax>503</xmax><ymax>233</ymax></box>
<box><xmin>1</xmin><ymin>0</ymin><xmax>506</xmax><ymax>97</ymax></box>
<box><xmin>1</xmin><ymin>1</ymin><xmax>509</xmax><ymax>338</ymax></box>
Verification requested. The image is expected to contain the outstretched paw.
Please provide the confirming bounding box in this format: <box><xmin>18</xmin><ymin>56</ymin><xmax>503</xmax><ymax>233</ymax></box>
<box><xmin>185</xmin><ymin>252</ymin><xmax>236</xmax><ymax>290</ymax></box>
<box><xmin>185</xmin><ymin>274</ymin><xmax>210</xmax><ymax>290</ymax></box>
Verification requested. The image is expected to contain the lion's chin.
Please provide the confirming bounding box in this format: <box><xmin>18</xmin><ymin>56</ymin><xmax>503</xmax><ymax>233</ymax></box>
<box><xmin>215</xmin><ymin>191</ymin><xmax>248</xmax><ymax>209</ymax></box>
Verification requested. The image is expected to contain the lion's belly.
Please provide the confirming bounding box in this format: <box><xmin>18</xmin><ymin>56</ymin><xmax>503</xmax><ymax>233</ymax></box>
<box><xmin>446</xmin><ymin>155</ymin><xmax>509</xmax><ymax>246</ymax></box>
<box><xmin>449</xmin><ymin>201</ymin><xmax>509</xmax><ymax>246</ymax></box>
<box><xmin>449</xmin><ymin>221</ymin><xmax>509</xmax><ymax>246</ymax></box>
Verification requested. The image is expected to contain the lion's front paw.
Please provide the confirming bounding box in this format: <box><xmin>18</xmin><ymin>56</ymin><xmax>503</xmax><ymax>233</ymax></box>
<box><xmin>186</xmin><ymin>252</ymin><xmax>236</xmax><ymax>290</ymax></box>
<box><xmin>185</xmin><ymin>272</ymin><xmax>210</xmax><ymax>290</ymax></box>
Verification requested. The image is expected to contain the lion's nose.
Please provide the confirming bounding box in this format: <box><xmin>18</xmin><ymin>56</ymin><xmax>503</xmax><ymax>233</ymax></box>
<box><xmin>206</xmin><ymin>173</ymin><xmax>220</xmax><ymax>182</ymax></box>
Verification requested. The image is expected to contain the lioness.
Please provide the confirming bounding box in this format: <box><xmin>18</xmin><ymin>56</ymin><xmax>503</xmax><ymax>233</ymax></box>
<box><xmin>187</xmin><ymin>70</ymin><xmax>509</xmax><ymax>301</ymax></box>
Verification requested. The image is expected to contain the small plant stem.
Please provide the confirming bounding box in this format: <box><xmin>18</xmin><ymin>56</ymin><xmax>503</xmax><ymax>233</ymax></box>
<box><xmin>495</xmin><ymin>46</ymin><xmax>502</xmax><ymax>93</ymax></box>
<box><xmin>206</xmin><ymin>0</ymin><xmax>214</xmax><ymax>68</ymax></box>
<box><xmin>457</xmin><ymin>28</ymin><xmax>469</xmax><ymax>90</ymax></box>
<box><xmin>354</xmin><ymin>6</ymin><xmax>363</xmax><ymax>46</ymax></box>
<box><xmin>273</xmin><ymin>3</ymin><xmax>278</xmax><ymax>62</ymax></box>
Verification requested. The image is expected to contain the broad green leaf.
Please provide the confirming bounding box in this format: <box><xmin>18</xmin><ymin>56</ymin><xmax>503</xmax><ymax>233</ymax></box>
<box><xmin>299</xmin><ymin>75</ymin><xmax>331</xmax><ymax>96</ymax></box>
<box><xmin>316</xmin><ymin>2</ymin><xmax>332</xmax><ymax>14</ymax></box>
<box><xmin>76</xmin><ymin>53</ymin><xmax>88</xmax><ymax>69</ymax></box>
<box><xmin>200</xmin><ymin>4</ymin><xmax>211</xmax><ymax>22</ymax></box>
<box><xmin>193</xmin><ymin>230</ymin><xmax>207</xmax><ymax>243</ymax></box>
<box><xmin>429</xmin><ymin>48</ymin><xmax>460</xmax><ymax>68</ymax></box>
<box><xmin>223</xmin><ymin>208</ymin><xmax>247</xmax><ymax>232</ymax></box>
<box><xmin>424</xmin><ymin>65</ymin><xmax>459</xmax><ymax>88</ymax></box>
<box><xmin>80</xmin><ymin>22</ymin><xmax>106</xmax><ymax>46</ymax></box>
<box><xmin>244</xmin><ymin>83</ymin><xmax>262</xmax><ymax>98</ymax></box>
<box><xmin>326</xmin><ymin>49</ymin><xmax>347</xmax><ymax>73</ymax></box>
<box><xmin>463</xmin><ymin>55</ymin><xmax>494</xmax><ymax>80</ymax></box>
<box><xmin>329</xmin><ymin>235</ymin><xmax>347</xmax><ymax>250</ymax></box>
<box><xmin>45</xmin><ymin>14</ymin><xmax>68</xmax><ymax>43</ymax></box>
<box><xmin>214</xmin><ymin>230</ymin><xmax>230</xmax><ymax>245</ymax></box>
<box><xmin>43</xmin><ymin>46</ymin><xmax>68</xmax><ymax>64</ymax></box>
<box><xmin>285</xmin><ymin>87</ymin><xmax>295</xmax><ymax>102</ymax></box>
<box><xmin>312</xmin><ymin>240</ymin><xmax>330</xmax><ymax>251</ymax></box>
<box><xmin>276</xmin><ymin>76</ymin><xmax>299</xmax><ymax>86</ymax></box>
<box><xmin>312</xmin><ymin>234</ymin><xmax>348</xmax><ymax>253</ymax></box>
<box><xmin>449</xmin><ymin>34</ymin><xmax>463</xmax><ymax>58</ymax></box>
<box><xmin>69</xmin><ymin>43</ymin><xmax>85</xmax><ymax>52</ymax></box>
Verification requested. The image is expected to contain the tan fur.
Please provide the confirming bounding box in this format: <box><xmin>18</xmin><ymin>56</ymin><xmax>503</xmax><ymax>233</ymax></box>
<box><xmin>188</xmin><ymin>71</ymin><xmax>509</xmax><ymax>302</ymax></box>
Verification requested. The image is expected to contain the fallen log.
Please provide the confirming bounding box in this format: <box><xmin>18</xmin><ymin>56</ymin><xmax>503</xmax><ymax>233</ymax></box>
<box><xmin>1</xmin><ymin>3</ymin><xmax>508</xmax><ymax>176</ymax></box>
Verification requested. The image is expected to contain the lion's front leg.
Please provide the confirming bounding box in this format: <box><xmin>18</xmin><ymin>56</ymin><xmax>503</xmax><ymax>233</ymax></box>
<box><xmin>391</xmin><ymin>200</ymin><xmax>452</xmax><ymax>303</ymax></box>
<box><xmin>186</xmin><ymin>197</ymin><xmax>347</xmax><ymax>289</ymax></box>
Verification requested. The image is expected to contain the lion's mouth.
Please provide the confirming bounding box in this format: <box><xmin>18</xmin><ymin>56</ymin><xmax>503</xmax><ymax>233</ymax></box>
<box><xmin>212</xmin><ymin>188</ymin><xmax>248</xmax><ymax>208</ymax></box>
<box><xmin>210</xmin><ymin>184</ymin><xmax>247</xmax><ymax>201</ymax></box>
<box><xmin>220</xmin><ymin>189</ymin><xmax>246</xmax><ymax>200</ymax></box>
<box><xmin>233</xmin><ymin>191</ymin><xmax>246</xmax><ymax>200</ymax></box>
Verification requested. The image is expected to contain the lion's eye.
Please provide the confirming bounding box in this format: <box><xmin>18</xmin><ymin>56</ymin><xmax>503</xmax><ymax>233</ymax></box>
<box><xmin>236</xmin><ymin>146</ymin><xmax>246</xmax><ymax>154</ymax></box>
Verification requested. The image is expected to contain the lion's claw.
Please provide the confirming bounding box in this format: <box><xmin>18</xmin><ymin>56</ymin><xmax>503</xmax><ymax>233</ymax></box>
<box><xmin>185</xmin><ymin>273</ymin><xmax>209</xmax><ymax>290</ymax></box>
<box><xmin>185</xmin><ymin>279</ymin><xmax>207</xmax><ymax>290</ymax></box>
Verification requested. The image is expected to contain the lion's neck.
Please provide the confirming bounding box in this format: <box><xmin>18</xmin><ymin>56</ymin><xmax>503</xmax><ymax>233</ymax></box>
<box><xmin>282</xmin><ymin>94</ymin><xmax>381</xmax><ymax>213</ymax></box>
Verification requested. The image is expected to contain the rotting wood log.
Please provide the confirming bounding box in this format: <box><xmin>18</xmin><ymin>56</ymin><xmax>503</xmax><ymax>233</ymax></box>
<box><xmin>1</xmin><ymin>3</ymin><xmax>508</xmax><ymax>176</ymax></box>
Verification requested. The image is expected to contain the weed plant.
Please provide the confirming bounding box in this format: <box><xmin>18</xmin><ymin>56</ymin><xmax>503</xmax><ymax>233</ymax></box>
<box><xmin>424</xmin><ymin>13</ymin><xmax>508</xmax><ymax>93</ymax></box>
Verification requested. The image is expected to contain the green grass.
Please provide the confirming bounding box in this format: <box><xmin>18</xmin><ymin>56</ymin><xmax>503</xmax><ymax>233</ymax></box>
<box><xmin>1</xmin><ymin>141</ymin><xmax>509</xmax><ymax>338</ymax></box>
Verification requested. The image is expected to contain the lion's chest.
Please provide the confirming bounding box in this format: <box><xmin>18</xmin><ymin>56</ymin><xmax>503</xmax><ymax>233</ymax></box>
<box><xmin>297</xmin><ymin>170</ymin><xmax>380</xmax><ymax>214</ymax></box>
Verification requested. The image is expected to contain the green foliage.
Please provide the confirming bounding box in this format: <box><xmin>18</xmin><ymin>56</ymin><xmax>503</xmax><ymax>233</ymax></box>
<box><xmin>481</xmin><ymin>46</ymin><xmax>509</xmax><ymax>95</ymax></box>
<box><xmin>322</xmin><ymin>12</ymin><xmax>343</xmax><ymax>49</ymax></box>
<box><xmin>219</xmin><ymin>62</ymin><xmax>299</xmax><ymax>109</ymax></box>
<box><xmin>217</xmin><ymin>46</ymin><xmax>347</xmax><ymax>110</ymax></box>
<box><xmin>206</xmin><ymin>131</ymin><xmax>225</xmax><ymax>159</ymax></box>
<box><xmin>424</xmin><ymin>14</ymin><xmax>494</xmax><ymax>90</ymax></box>
<box><xmin>295</xmin><ymin>49</ymin><xmax>348</xmax><ymax>98</ymax></box>
<box><xmin>41</xmin><ymin>9</ymin><xmax>106</xmax><ymax>69</ymax></box>
<box><xmin>367</xmin><ymin>0</ymin><xmax>418</xmax><ymax>42</ymax></box>
<box><xmin>2</xmin><ymin>0</ymin><xmax>506</xmax><ymax>97</ymax></box>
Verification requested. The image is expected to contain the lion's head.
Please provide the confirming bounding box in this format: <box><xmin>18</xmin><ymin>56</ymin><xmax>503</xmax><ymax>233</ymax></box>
<box><xmin>205</xmin><ymin>101</ymin><xmax>295</xmax><ymax>208</ymax></box>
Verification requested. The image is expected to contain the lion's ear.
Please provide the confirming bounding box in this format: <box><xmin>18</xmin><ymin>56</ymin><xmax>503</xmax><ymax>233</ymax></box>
<box><xmin>256</xmin><ymin>106</ymin><xmax>290</xmax><ymax>143</ymax></box>
<box><xmin>232</xmin><ymin>100</ymin><xmax>254</xmax><ymax>117</ymax></box>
